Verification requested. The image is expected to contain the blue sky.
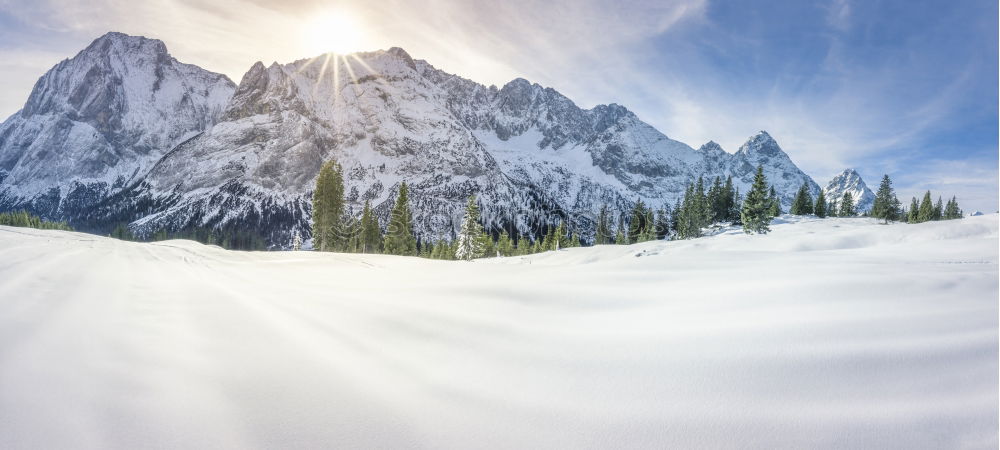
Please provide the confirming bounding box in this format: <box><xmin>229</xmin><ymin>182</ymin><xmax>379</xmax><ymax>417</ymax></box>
<box><xmin>0</xmin><ymin>0</ymin><xmax>996</xmax><ymax>211</ymax></box>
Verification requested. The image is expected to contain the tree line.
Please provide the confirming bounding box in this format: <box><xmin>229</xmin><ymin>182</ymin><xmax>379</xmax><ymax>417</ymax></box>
<box><xmin>0</xmin><ymin>211</ymin><xmax>73</xmax><ymax>231</ymax></box>
<box><xmin>307</xmin><ymin>161</ymin><xmax>966</xmax><ymax>260</ymax></box>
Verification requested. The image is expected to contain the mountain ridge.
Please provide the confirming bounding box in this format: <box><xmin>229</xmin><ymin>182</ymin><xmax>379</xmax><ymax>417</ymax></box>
<box><xmin>0</xmin><ymin>32</ymin><xmax>823</xmax><ymax>246</ymax></box>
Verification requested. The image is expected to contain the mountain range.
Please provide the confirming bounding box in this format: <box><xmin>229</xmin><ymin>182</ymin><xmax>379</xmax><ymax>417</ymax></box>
<box><xmin>1</xmin><ymin>32</ymin><xmax>843</xmax><ymax>247</ymax></box>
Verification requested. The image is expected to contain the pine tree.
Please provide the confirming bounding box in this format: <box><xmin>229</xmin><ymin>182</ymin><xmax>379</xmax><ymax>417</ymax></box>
<box><xmin>741</xmin><ymin>165</ymin><xmax>772</xmax><ymax>234</ymax></box>
<box><xmin>614</xmin><ymin>226</ymin><xmax>627</xmax><ymax>245</ymax></box>
<box><xmin>932</xmin><ymin>196</ymin><xmax>943</xmax><ymax>221</ymax></box>
<box><xmin>654</xmin><ymin>206</ymin><xmax>670</xmax><ymax>240</ymax></box>
<box><xmin>455</xmin><ymin>196</ymin><xmax>486</xmax><ymax>260</ymax></box>
<box><xmin>595</xmin><ymin>205</ymin><xmax>611</xmax><ymax>245</ymax></box>
<box><xmin>671</xmin><ymin>198</ymin><xmax>682</xmax><ymax>234</ymax></box>
<box><xmin>676</xmin><ymin>183</ymin><xmax>694</xmax><ymax>239</ymax></box>
<box><xmin>642</xmin><ymin>208</ymin><xmax>655</xmax><ymax>241</ymax></box>
<box><xmin>480</xmin><ymin>232</ymin><xmax>496</xmax><ymax>258</ymax></box>
<box><xmin>870</xmin><ymin>175</ymin><xmax>900</xmax><ymax>224</ymax></box>
<box><xmin>384</xmin><ymin>182</ymin><xmax>417</xmax><ymax>255</ymax></box>
<box><xmin>838</xmin><ymin>192</ymin><xmax>856</xmax><ymax>217</ymax></box>
<box><xmin>515</xmin><ymin>236</ymin><xmax>529</xmax><ymax>255</ymax></box>
<box><xmin>554</xmin><ymin>221</ymin><xmax>568</xmax><ymax>250</ymax></box>
<box><xmin>943</xmin><ymin>196</ymin><xmax>963</xmax><ymax>220</ymax></box>
<box><xmin>917</xmin><ymin>191</ymin><xmax>934</xmax><ymax>223</ymax></box>
<box><xmin>694</xmin><ymin>177</ymin><xmax>710</xmax><ymax>228</ymax></box>
<box><xmin>569</xmin><ymin>232</ymin><xmax>581</xmax><ymax>247</ymax></box>
<box><xmin>790</xmin><ymin>184</ymin><xmax>813</xmax><ymax>215</ymax></box>
<box><xmin>707</xmin><ymin>177</ymin><xmax>726</xmax><ymax>223</ymax></box>
<box><xmin>722</xmin><ymin>176</ymin><xmax>737</xmax><ymax>222</ymax></box>
<box><xmin>311</xmin><ymin>160</ymin><xmax>345</xmax><ymax>251</ymax></box>
<box><xmin>728</xmin><ymin>187</ymin><xmax>742</xmax><ymax>224</ymax></box>
<box><xmin>292</xmin><ymin>231</ymin><xmax>302</xmax><ymax>250</ymax></box>
<box><xmin>628</xmin><ymin>200</ymin><xmax>647</xmax><ymax>243</ymax></box>
<box><xmin>111</xmin><ymin>223</ymin><xmax>134</xmax><ymax>241</ymax></box>
<box><xmin>768</xmin><ymin>186</ymin><xmax>782</xmax><ymax>217</ymax></box>
<box><xmin>359</xmin><ymin>200</ymin><xmax>382</xmax><ymax>253</ymax></box>
<box><xmin>497</xmin><ymin>231</ymin><xmax>514</xmax><ymax>256</ymax></box>
<box><xmin>908</xmin><ymin>197</ymin><xmax>920</xmax><ymax>223</ymax></box>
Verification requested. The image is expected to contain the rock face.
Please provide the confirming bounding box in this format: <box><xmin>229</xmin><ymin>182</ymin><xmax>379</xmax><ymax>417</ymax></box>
<box><xmin>0</xmin><ymin>33</ymin><xmax>823</xmax><ymax>246</ymax></box>
<box><xmin>823</xmin><ymin>169</ymin><xmax>875</xmax><ymax>213</ymax></box>
<box><xmin>0</xmin><ymin>32</ymin><xmax>235</xmax><ymax>220</ymax></box>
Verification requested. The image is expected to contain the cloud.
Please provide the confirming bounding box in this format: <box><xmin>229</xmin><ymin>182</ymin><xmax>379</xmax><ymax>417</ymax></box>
<box><xmin>891</xmin><ymin>156</ymin><xmax>999</xmax><ymax>214</ymax></box>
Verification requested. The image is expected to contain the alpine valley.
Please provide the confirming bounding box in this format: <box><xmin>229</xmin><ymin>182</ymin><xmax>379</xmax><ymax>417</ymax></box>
<box><xmin>0</xmin><ymin>32</ymin><xmax>828</xmax><ymax>248</ymax></box>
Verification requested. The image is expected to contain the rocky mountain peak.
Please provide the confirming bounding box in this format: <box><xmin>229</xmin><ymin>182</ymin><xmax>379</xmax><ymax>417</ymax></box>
<box><xmin>736</xmin><ymin>130</ymin><xmax>785</xmax><ymax>158</ymax></box>
<box><xmin>0</xmin><ymin>31</ymin><xmax>235</xmax><ymax>214</ymax></box>
<box><xmin>824</xmin><ymin>169</ymin><xmax>875</xmax><ymax>213</ymax></box>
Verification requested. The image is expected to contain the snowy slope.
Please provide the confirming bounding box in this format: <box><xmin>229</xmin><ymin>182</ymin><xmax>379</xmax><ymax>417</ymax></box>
<box><xmin>0</xmin><ymin>215</ymin><xmax>996</xmax><ymax>448</ymax></box>
<box><xmin>0</xmin><ymin>32</ymin><xmax>235</xmax><ymax>219</ymax></box>
<box><xmin>824</xmin><ymin>169</ymin><xmax>876</xmax><ymax>213</ymax></box>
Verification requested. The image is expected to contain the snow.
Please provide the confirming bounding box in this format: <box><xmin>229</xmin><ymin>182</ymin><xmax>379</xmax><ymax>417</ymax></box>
<box><xmin>0</xmin><ymin>215</ymin><xmax>996</xmax><ymax>448</ymax></box>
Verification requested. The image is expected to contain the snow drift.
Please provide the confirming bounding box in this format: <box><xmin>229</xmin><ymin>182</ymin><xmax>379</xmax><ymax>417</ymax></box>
<box><xmin>0</xmin><ymin>215</ymin><xmax>996</xmax><ymax>448</ymax></box>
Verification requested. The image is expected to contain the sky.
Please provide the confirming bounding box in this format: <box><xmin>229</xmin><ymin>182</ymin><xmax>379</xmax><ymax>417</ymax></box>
<box><xmin>0</xmin><ymin>0</ymin><xmax>997</xmax><ymax>211</ymax></box>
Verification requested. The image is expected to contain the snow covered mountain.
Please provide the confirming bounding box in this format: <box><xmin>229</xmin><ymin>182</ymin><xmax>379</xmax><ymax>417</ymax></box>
<box><xmin>0</xmin><ymin>32</ymin><xmax>235</xmax><ymax>220</ymax></box>
<box><xmin>823</xmin><ymin>169</ymin><xmax>875</xmax><ymax>213</ymax></box>
<box><xmin>0</xmin><ymin>32</ymin><xmax>823</xmax><ymax>246</ymax></box>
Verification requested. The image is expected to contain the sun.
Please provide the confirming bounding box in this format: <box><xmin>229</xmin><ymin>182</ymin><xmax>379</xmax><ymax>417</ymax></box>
<box><xmin>302</xmin><ymin>10</ymin><xmax>365</xmax><ymax>55</ymax></box>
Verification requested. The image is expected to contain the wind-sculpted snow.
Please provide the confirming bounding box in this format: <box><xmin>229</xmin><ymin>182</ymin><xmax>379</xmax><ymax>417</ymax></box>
<box><xmin>0</xmin><ymin>32</ymin><xmax>235</xmax><ymax>219</ymax></box>
<box><xmin>0</xmin><ymin>215</ymin><xmax>996</xmax><ymax>448</ymax></box>
<box><xmin>824</xmin><ymin>169</ymin><xmax>876</xmax><ymax>213</ymax></box>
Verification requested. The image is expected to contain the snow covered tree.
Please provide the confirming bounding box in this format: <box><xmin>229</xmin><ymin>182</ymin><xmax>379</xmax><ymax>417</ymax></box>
<box><xmin>455</xmin><ymin>196</ymin><xmax>487</xmax><ymax>260</ymax></box>
<box><xmin>838</xmin><ymin>192</ymin><xmax>856</xmax><ymax>217</ymax></box>
<box><xmin>741</xmin><ymin>165</ymin><xmax>772</xmax><ymax>234</ymax></box>
<box><xmin>917</xmin><ymin>191</ymin><xmax>934</xmax><ymax>223</ymax></box>
<box><xmin>384</xmin><ymin>182</ymin><xmax>416</xmax><ymax>255</ymax></box>
<box><xmin>871</xmin><ymin>175</ymin><xmax>900</xmax><ymax>224</ymax></box>
<box><xmin>932</xmin><ymin>196</ymin><xmax>943</xmax><ymax>221</ymax></box>
<box><xmin>292</xmin><ymin>231</ymin><xmax>302</xmax><ymax>250</ymax></box>
<box><xmin>311</xmin><ymin>160</ymin><xmax>345</xmax><ymax>251</ymax></box>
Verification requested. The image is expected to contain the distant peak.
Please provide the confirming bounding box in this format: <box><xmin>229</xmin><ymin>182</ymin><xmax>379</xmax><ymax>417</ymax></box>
<box><xmin>698</xmin><ymin>141</ymin><xmax>725</xmax><ymax>153</ymax></box>
<box><xmin>386</xmin><ymin>46</ymin><xmax>411</xmax><ymax>59</ymax></box>
<box><xmin>505</xmin><ymin>78</ymin><xmax>533</xmax><ymax>88</ymax></box>
<box><xmin>386</xmin><ymin>47</ymin><xmax>416</xmax><ymax>70</ymax></box>
<box><xmin>81</xmin><ymin>31</ymin><xmax>169</xmax><ymax>60</ymax></box>
<box><xmin>737</xmin><ymin>130</ymin><xmax>785</xmax><ymax>157</ymax></box>
<box><xmin>750</xmin><ymin>130</ymin><xmax>774</xmax><ymax>142</ymax></box>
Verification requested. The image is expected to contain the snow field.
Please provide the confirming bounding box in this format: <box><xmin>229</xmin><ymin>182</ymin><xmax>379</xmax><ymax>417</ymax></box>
<box><xmin>0</xmin><ymin>215</ymin><xmax>996</xmax><ymax>448</ymax></box>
